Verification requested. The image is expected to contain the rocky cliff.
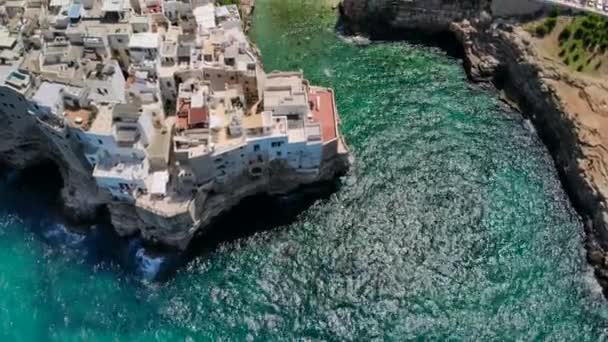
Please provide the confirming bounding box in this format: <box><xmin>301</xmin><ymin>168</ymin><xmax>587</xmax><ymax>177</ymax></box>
<box><xmin>0</xmin><ymin>102</ymin><xmax>105</xmax><ymax>223</ymax></box>
<box><xmin>340</xmin><ymin>0</ymin><xmax>608</xmax><ymax>294</ymax></box>
<box><xmin>0</xmin><ymin>100</ymin><xmax>349</xmax><ymax>250</ymax></box>
<box><xmin>108</xmin><ymin>150</ymin><xmax>349</xmax><ymax>250</ymax></box>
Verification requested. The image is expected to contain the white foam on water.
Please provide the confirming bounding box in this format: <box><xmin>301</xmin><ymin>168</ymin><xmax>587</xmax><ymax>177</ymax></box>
<box><xmin>583</xmin><ymin>265</ymin><xmax>606</xmax><ymax>302</ymax></box>
<box><xmin>43</xmin><ymin>223</ymin><xmax>86</xmax><ymax>246</ymax></box>
<box><xmin>523</xmin><ymin>119</ymin><xmax>537</xmax><ymax>135</ymax></box>
<box><xmin>135</xmin><ymin>248</ymin><xmax>165</xmax><ymax>281</ymax></box>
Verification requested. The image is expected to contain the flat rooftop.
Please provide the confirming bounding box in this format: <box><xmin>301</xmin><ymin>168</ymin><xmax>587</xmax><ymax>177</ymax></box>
<box><xmin>88</xmin><ymin>104</ymin><xmax>113</xmax><ymax>134</ymax></box>
<box><xmin>32</xmin><ymin>81</ymin><xmax>63</xmax><ymax>112</ymax></box>
<box><xmin>309</xmin><ymin>87</ymin><xmax>338</xmax><ymax>142</ymax></box>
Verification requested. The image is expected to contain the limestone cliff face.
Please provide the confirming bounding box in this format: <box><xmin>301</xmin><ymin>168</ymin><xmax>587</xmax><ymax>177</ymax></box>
<box><xmin>0</xmin><ymin>102</ymin><xmax>349</xmax><ymax>250</ymax></box>
<box><xmin>0</xmin><ymin>102</ymin><xmax>104</xmax><ymax>222</ymax></box>
<box><xmin>340</xmin><ymin>0</ymin><xmax>608</xmax><ymax>293</ymax></box>
<box><xmin>340</xmin><ymin>0</ymin><xmax>491</xmax><ymax>33</ymax></box>
<box><xmin>108</xmin><ymin>151</ymin><xmax>349</xmax><ymax>250</ymax></box>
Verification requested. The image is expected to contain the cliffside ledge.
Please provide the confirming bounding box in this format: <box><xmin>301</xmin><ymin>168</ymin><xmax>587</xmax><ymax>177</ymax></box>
<box><xmin>0</xmin><ymin>0</ymin><xmax>351</xmax><ymax>252</ymax></box>
<box><xmin>340</xmin><ymin>0</ymin><xmax>608</xmax><ymax>295</ymax></box>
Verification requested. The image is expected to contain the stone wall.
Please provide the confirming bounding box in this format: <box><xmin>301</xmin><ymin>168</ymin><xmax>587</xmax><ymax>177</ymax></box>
<box><xmin>491</xmin><ymin>0</ymin><xmax>546</xmax><ymax>17</ymax></box>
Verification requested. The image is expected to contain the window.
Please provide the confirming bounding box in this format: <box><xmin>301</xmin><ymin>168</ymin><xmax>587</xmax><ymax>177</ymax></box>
<box><xmin>98</xmin><ymin>139</ymin><xmax>103</xmax><ymax>145</ymax></box>
<box><xmin>253</xmin><ymin>144</ymin><xmax>260</xmax><ymax>152</ymax></box>
<box><xmin>9</xmin><ymin>104</ymin><xmax>14</xmax><ymax>109</ymax></box>
<box><xmin>117</xmin><ymin>38</ymin><xmax>123</xmax><ymax>44</ymax></box>
<box><xmin>276</xmin><ymin>151</ymin><xmax>282</xmax><ymax>157</ymax></box>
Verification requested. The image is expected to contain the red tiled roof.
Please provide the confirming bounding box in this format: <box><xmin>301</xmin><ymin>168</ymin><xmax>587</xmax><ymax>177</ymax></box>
<box><xmin>309</xmin><ymin>89</ymin><xmax>337</xmax><ymax>142</ymax></box>
<box><xmin>189</xmin><ymin>106</ymin><xmax>208</xmax><ymax>127</ymax></box>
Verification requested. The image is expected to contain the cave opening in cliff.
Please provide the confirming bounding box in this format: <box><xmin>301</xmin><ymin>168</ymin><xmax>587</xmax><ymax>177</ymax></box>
<box><xmin>165</xmin><ymin>180</ymin><xmax>343</xmax><ymax>273</ymax></box>
<box><xmin>369</xmin><ymin>27</ymin><xmax>466</xmax><ymax>61</ymax></box>
<box><xmin>10</xmin><ymin>160</ymin><xmax>64</xmax><ymax>208</ymax></box>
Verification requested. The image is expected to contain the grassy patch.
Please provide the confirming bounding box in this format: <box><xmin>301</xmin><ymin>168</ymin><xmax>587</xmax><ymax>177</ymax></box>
<box><xmin>557</xmin><ymin>14</ymin><xmax>608</xmax><ymax>72</ymax></box>
<box><xmin>216</xmin><ymin>0</ymin><xmax>240</xmax><ymax>5</ymax></box>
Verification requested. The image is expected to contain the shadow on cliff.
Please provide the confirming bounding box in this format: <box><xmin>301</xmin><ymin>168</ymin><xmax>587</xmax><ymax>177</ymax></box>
<box><xmin>0</xmin><ymin>160</ymin><xmax>343</xmax><ymax>282</ymax></box>
<box><xmin>161</xmin><ymin>179</ymin><xmax>342</xmax><ymax>280</ymax></box>
<box><xmin>0</xmin><ymin>160</ymin><xmax>65</xmax><ymax>216</ymax></box>
<box><xmin>335</xmin><ymin>3</ymin><xmax>466</xmax><ymax>61</ymax></box>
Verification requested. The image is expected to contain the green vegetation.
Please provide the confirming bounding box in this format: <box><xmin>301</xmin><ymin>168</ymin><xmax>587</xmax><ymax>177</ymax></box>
<box><xmin>216</xmin><ymin>0</ymin><xmax>240</xmax><ymax>5</ymax></box>
<box><xmin>557</xmin><ymin>14</ymin><xmax>608</xmax><ymax>72</ymax></box>
<box><xmin>532</xmin><ymin>17</ymin><xmax>557</xmax><ymax>37</ymax></box>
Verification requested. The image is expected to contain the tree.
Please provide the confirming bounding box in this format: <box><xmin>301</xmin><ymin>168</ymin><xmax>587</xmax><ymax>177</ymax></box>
<box><xmin>559</xmin><ymin>27</ymin><xmax>571</xmax><ymax>41</ymax></box>
<box><xmin>535</xmin><ymin>25</ymin><xmax>547</xmax><ymax>37</ymax></box>
<box><xmin>544</xmin><ymin>17</ymin><xmax>557</xmax><ymax>33</ymax></box>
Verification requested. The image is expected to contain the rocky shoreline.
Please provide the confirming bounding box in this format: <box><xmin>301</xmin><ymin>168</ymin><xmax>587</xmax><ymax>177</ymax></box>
<box><xmin>0</xmin><ymin>97</ymin><xmax>349</xmax><ymax>251</ymax></box>
<box><xmin>0</xmin><ymin>0</ymin><xmax>351</xmax><ymax>252</ymax></box>
<box><xmin>340</xmin><ymin>0</ymin><xmax>608</xmax><ymax>296</ymax></box>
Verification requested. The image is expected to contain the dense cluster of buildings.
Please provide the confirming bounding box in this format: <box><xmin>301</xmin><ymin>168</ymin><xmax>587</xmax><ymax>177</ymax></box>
<box><xmin>0</xmin><ymin>0</ymin><xmax>342</xmax><ymax>216</ymax></box>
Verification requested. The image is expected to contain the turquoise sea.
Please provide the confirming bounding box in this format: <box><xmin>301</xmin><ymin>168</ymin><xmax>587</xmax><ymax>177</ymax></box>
<box><xmin>1</xmin><ymin>0</ymin><xmax>608</xmax><ymax>340</ymax></box>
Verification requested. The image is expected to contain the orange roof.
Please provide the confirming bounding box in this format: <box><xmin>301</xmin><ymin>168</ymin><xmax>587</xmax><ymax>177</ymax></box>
<box><xmin>189</xmin><ymin>106</ymin><xmax>208</xmax><ymax>127</ymax></box>
<box><xmin>309</xmin><ymin>89</ymin><xmax>337</xmax><ymax>142</ymax></box>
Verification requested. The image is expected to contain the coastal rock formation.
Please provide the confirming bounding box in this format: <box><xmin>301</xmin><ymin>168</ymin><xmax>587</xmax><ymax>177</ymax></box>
<box><xmin>340</xmin><ymin>0</ymin><xmax>608</xmax><ymax>293</ymax></box>
<box><xmin>0</xmin><ymin>99</ymin><xmax>105</xmax><ymax>223</ymax></box>
<box><xmin>108</xmin><ymin>150</ymin><xmax>349</xmax><ymax>250</ymax></box>
<box><xmin>0</xmin><ymin>83</ymin><xmax>349</xmax><ymax>250</ymax></box>
<box><xmin>0</xmin><ymin>0</ymin><xmax>350</xmax><ymax>252</ymax></box>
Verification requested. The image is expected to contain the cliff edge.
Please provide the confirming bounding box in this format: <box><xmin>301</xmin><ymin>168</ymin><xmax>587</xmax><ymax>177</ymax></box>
<box><xmin>340</xmin><ymin>0</ymin><xmax>608</xmax><ymax>294</ymax></box>
<box><xmin>0</xmin><ymin>0</ymin><xmax>350</xmax><ymax>252</ymax></box>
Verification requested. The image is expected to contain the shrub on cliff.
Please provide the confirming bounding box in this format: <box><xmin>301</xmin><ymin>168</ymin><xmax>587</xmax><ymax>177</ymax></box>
<box><xmin>544</xmin><ymin>18</ymin><xmax>557</xmax><ymax>33</ymax></box>
<box><xmin>533</xmin><ymin>17</ymin><xmax>557</xmax><ymax>38</ymax></box>
<box><xmin>535</xmin><ymin>25</ymin><xmax>547</xmax><ymax>37</ymax></box>
<box><xmin>559</xmin><ymin>28</ymin><xmax>571</xmax><ymax>42</ymax></box>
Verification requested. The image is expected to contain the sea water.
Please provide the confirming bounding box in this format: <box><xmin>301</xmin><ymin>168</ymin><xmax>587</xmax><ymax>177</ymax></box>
<box><xmin>0</xmin><ymin>0</ymin><xmax>607</xmax><ymax>339</ymax></box>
